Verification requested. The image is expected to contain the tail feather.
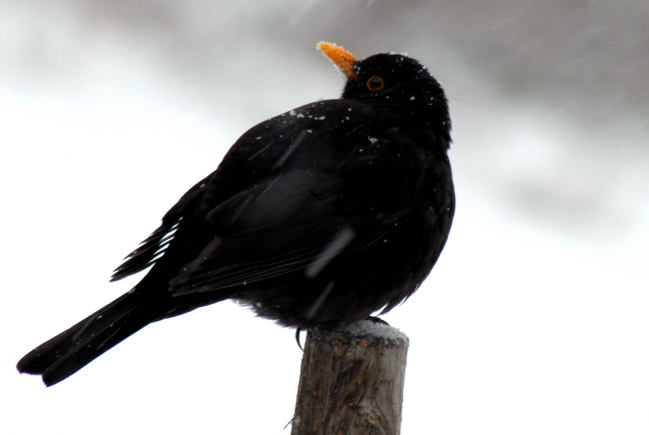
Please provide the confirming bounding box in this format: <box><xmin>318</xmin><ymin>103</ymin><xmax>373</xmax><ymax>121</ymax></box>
<box><xmin>17</xmin><ymin>289</ymin><xmax>168</xmax><ymax>386</ymax></box>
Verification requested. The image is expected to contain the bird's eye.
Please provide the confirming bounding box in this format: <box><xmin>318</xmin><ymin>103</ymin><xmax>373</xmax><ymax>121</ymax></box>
<box><xmin>366</xmin><ymin>76</ymin><xmax>384</xmax><ymax>91</ymax></box>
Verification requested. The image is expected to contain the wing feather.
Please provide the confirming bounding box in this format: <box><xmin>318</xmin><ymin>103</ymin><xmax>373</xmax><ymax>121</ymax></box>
<box><xmin>168</xmin><ymin>170</ymin><xmax>368</xmax><ymax>295</ymax></box>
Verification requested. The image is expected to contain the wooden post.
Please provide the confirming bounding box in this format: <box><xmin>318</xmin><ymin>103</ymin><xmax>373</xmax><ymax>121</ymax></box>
<box><xmin>291</xmin><ymin>320</ymin><xmax>409</xmax><ymax>435</ymax></box>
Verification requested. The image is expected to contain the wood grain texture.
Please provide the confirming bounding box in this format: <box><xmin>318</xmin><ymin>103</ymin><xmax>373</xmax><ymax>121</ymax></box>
<box><xmin>291</xmin><ymin>321</ymin><xmax>409</xmax><ymax>435</ymax></box>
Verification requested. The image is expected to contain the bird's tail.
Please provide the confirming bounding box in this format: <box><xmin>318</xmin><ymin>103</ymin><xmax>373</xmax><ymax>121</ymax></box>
<box><xmin>17</xmin><ymin>288</ymin><xmax>170</xmax><ymax>386</ymax></box>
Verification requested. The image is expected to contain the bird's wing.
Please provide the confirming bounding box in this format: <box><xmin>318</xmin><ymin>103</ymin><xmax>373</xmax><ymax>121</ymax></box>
<box><xmin>110</xmin><ymin>174</ymin><xmax>212</xmax><ymax>282</ymax></box>
<box><xmin>108</xmin><ymin>102</ymin><xmax>342</xmax><ymax>284</ymax></box>
<box><xmin>168</xmin><ymin>169</ymin><xmax>408</xmax><ymax>296</ymax></box>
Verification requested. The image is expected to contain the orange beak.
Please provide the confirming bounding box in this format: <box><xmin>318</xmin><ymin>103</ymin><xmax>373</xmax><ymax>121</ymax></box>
<box><xmin>317</xmin><ymin>42</ymin><xmax>358</xmax><ymax>79</ymax></box>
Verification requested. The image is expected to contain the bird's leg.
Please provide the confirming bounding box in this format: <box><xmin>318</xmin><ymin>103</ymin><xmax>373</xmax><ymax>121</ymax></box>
<box><xmin>295</xmin><ymin>327</ymin><xmax>305</xmax><ymax>351</ymax></box>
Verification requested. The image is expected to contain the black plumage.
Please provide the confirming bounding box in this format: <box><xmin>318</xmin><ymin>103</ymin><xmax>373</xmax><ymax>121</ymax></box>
<box><xmin>17</xmin><ymin>43</ymin><xmax>455</xmax><ymax>386</ymax></box>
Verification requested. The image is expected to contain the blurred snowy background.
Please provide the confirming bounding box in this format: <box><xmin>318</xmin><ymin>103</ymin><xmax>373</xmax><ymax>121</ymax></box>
<box><xmin>2</xmin><ymin>0</ymin><xmax>648</xmax><ymax>433</ymax></box>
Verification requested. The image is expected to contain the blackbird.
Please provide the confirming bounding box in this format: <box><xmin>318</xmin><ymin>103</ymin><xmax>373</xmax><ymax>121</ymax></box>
<box><xmin>17</xmin><ymin>42</ymin><xmax>455</xmax><ymax>386</ymax></box>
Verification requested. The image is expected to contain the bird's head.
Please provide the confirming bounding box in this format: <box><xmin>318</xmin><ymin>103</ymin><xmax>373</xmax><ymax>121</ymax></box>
<box><xmin>318</xmin><ymin>42</ymin><xmax>451</xmax><ymax>142</ymax></box>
